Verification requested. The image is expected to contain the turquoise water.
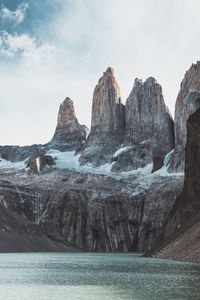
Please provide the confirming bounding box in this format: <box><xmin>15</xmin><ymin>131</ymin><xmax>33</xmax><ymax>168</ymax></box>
<box><xmin>0</xmin><ymin>253</ymin><xmax>199</xmax><ymax>300</ymax></box>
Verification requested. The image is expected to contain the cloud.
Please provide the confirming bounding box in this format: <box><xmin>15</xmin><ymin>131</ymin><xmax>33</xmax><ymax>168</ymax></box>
<box><xmin>0</xmin><ymin>3</ymin><xmax>29</xmax><ymax>25</ymax></box>
<box><xmin>0</xmin><ymin>31</ymin><xmax>55</xmax><ymax>65</ymax></box>
<box><xmin>0</xmin><ymin>0</ymin><xmax>200</xmax><ymax>145</ymax></box>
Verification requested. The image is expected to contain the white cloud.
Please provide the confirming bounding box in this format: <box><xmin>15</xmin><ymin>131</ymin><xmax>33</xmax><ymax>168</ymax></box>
<box><xmin>0</xmin><ymin>3</ymin><xmax>29</xmax><ymax>24</ymax></box>
<box><xmin>0</xmin><ymin>31</ymin><xmax>55</xmax><ymax>65</ymax></box>
<box><xmin>0</xmin><ymin>0</ymin><xmax>200</xmax><ymax>145</ymax></box>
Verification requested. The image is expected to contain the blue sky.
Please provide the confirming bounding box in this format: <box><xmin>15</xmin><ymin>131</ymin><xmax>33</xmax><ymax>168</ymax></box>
<box><xmin>0</xmin><ymin>0</ymin><xmax>200</xmax><ymax>145</ymax></box>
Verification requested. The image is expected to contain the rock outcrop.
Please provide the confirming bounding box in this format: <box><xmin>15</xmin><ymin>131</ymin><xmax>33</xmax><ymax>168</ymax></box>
<box><xmin>0</xmin><ymin>144</ymin><xmax>42</xmax><ymax>162</ymax></box>
<box><xmin>0</xmin><ymin>97</ymin><xmax>89</xmax><ymax>163</ymax></box>
<box><xmin>80</xmin><ymin>68</ymin><xmax>125</xmax><ymax>166</ymax></box>
<box><xmin>49</xmin><ymin>97</ymin><xmax>88</xmax><ymax>151</ymax></box>
<box><xmin>80</xmin><ymin>69</ymin><xmax>174</xmax><ymax>171</ymax></box>
<box><xmin>167</xmin><ymin>107</ymin><xmax>200</xmax><ymax>232</ymax></box>
<box><xmin>26</xmin><ymin>154</ymin><xmax>55</xmax><ymax>174</ymax></box>
<box><xmin>125</xmin><ymin>77</ymin><xmax>174</xmax><ymax>167</ymax></box>
<box><xmin>90</xmin><ymin>67</ymin><xmax>125</xmax><ymax>133</ymax></box>
<box><xmin>126</xmin><ymin>78</ymin><xmax>174</xmax><ymax>149</ymax></box>
<box><xmin>169</xmin><ymin>61</ymin><xmax>200</xmax><ymax>172</ymax></box>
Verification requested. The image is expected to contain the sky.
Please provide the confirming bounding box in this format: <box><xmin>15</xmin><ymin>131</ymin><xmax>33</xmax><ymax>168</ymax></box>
<box><xmin>0</xmin><ymin>0</ymin><xmax>200</xmax><ymax>145</ymax></box>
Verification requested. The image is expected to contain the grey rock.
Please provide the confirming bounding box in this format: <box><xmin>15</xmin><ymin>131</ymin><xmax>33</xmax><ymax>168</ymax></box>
<box><xmin>123</xmin><ymin>77</ymin><xmax>174</xmax><ymax>172</ymax></box>
<box><xmin>80</xmin><ymin>68</ymin><xmax>125</xmax><ymax>166</ymax></box>
<box><xmin>147</xmin><ymin>107</ymin><xmax>200</xmax><ymax>262</ymax></box>
<box><xmin>0</xmin><ymin>167</ymin><xmax>183</xmax><ymax>253</ymax></box>
<box><xmin>169</xmin><ymin>61</ymin><xmax>200</xmax><ymax>172</ymax></box>
<box><xmin>0</xmin><ymin>144</ymin><xmax>43</xmax><ymax>162</ymax></box>
<box><xmin>111</xmin><ymin>143</ymin><xmax>152</xmax><ymax>172</ymax></box>
<box><xmin>0</xmin><ymin>97</ymin><xmax>88</xmax><ymax>163</ymax></box>
<box><xmin>49</xmin><ymin>97</ymin><xmax>89</xmax><ymax>151</ymax></box>
<box><xmin>26</xmin><ymin>154</ymin><xmax>55</xmax><ymax>174</ymax></box>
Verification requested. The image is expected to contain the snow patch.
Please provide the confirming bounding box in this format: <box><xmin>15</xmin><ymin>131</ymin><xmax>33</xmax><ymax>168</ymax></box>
<box><xmin>0</xmin><ymin>156</ymin><xmax>26</xmax><ymax>171</ymax></box>
<box><xmin>36</xmin><ymin>157</ymin><xmax>41</xmax><ymax>173</ymax></box>
<box><xmin>121</xmin><ymin>163</ymin><xmax>153</xmax><ymax>177</ymax></box>
<box><xmin>47</xmin><ymin>149</ymin><xmax>115</xmax><ymax>175</ymax></box>
<box><xmin>46</xmin><ymin>149</ymin><xmax>153</xmax><ymax>179</ymax></box>
<box><xmin>155</xmin><ymin>150</ymin><xmax>184</xmax><ymax>177</ymax></box>
<box><xmin>113</xmin><ymin>146</ymin><xmax>132</xmax><ymax>158</ymax></box>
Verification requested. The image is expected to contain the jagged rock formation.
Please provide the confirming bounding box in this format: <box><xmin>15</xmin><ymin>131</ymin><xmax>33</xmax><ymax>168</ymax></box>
<box><xmin>0</xmin><ymin>97</ymin><xmax>88</xmax><ymax>163</ymax></box>
<box><xmin>26</xmin><ymin>154</ymin><xmax>55</xmax><ymax>174</ymax></box>
<box><xmin>148</xmin><ymin>107</ymin><xmax>200</xmax><ymax>262</ymax></box>
<box><xmin>90</xmin><ymin>67</ymin><xmax>125</xmax><ymax>133</ymax></box>
<box><xmin>2</xmin><ymin>64</ymin><xmax>198</xmax><ymax>254</ymax></box>
<box><xmin>122</xmin><ymin>77</ymin><xmax>174</xmax><ymax>170</ymax></box>
<box><xmin>112</xmin><ymin>77</ymin><xmax>174</xmax><ymax>172</ymax></box>
<box><xmin>169</xmin><ymin>61</ymin><xmax>200</xmax><ymax>172</ymax></box>
<box><xmin>80</xmin><ymin>69</ymin><xmax>174</xmax><ymax>171</ymax></box>
<box><xmin>80</xmin><ymin>68</ymin><xmax>125</xmax><ymax>166</ymax></box>
<box><xmin>49</xmin><ymin>97</ymin><xmax>88</xmax><ymax>151</ymax></box>
<box><xmin>125</xmin><ymin>77</ymin><xmax>174</xmax><ymax>150</ymax></box>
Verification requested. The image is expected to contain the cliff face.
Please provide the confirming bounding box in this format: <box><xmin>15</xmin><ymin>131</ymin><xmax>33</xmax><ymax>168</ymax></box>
<box><xmin>169</xmin><ymin>62</ymin><xmax>200</xmax><ymax>172</ymax></box>
<box><xmin>167</xmin><ymin>107</ymin><xmax>200</xmax><ymax>231</ymax></box>
<box><xmin>40</xmin><ymin>173</ymin><xmax>182</xmax><ymax>252</ymax></box>
<box><xmin>148</xmin><ymin>107</ymin><xmax>200</xmax><ymax>262</ymax></box>
<box><xmin>91</xmin><ymin>67</ymin><xmax>125</xmax><ymax>134</ymax></box>
<box><xmin>112</xmin><ymin>77</ymin><xmax>174</xmax><ymax>172</ymax></box>
<box><xmin>80</xmin><ymin>69</ymin><xmax>174</xmax><ymax>171</ymax></box>
<box><xmin>50</xmin><ymin>97</ymin><xmax>89</xmax><ymax>151</ymax></box>
<box><xmin>80</xmin><ymin>68</ymin><xmax>125</xmax><ymax>166</ymax></box>
<box><xmin>0</xmin><ymin>178</ymin><xmax>75</xmax><ymax>252</ymax></box>
<box><xmin>125</xmin><ymin>77</ymin><xmax>174</xmax><ymax>151</ymax></box>
<box><xmin>0</xmin><ymin>168</ymin><xmax>183</xmax><ymax>253</ymax></box>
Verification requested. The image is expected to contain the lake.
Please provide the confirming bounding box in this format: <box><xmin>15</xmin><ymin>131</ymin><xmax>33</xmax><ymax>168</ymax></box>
<box><xmin>0</xmin><ymin>253</ymin><xmax>199</xmax><ymax>300</ymax></box>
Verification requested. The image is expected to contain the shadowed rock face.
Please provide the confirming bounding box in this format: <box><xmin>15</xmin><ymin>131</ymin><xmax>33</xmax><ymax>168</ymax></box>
<box><xmin>0</xmin><ymin>169</ymin><xmax>183</xmax><ymax>253</ymax></box>
<box><xmin>113</xmin><ymin>77</ymin><xmax>174</xmax><ymax>172</ymax></box>
<box><xmin>50</xmin><ymin>97</ymin><xmax>89</xmax><ymax>151</ymax></box>
<box><xmin>125</xmin><ymin>77</ymin><xmax>174</xmax><ymax>153</ymax></box>
<box><xmin>169</xmin><ymin>61</ymin><xmax>200</xmax><ymax>172</ymax></box>
<box><xmin>167</xmin><ymin>107</ymin><xmax>200</xmax><ymax>233</ymax></box>
<box><xmin>147</xmin><ymin>107</ymin><xmax>200</xmax><ymax>262</ymax></box>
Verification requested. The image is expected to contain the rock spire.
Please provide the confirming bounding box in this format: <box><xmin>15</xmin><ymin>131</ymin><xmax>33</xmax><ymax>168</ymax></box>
<box><xmin>50</xmin><ymin>97</ymin><xmax>88</xmax><ymax>151</ymax></box>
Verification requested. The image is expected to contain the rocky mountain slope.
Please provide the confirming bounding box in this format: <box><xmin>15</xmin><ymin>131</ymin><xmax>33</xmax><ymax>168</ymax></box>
<box><xmin>0</xmin><ymin>62</ymin><xmax>199</xmax><ymax>254</ymax></box>
<box><xmin>169</xmin><ymin>62</ymin><xmax>200</xmax><ymax>172</ymax></box>
<box><xmin>0</xmin><ymin>163</ymin><xmax>183</xmax><ymax>252</ymax></box>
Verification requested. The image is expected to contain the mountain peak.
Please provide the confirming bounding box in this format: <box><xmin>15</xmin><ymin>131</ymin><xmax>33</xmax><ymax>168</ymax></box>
<box><xmin>104</xmin><ymin>67</ymin><xmax>115</xmax><ymax>76</ymax></box>
<box><xmin>49</xmin><ymin>97</ymin><xmax>88</xmax><ymax>151</ymax></box>
<box><xmin>57</xmin><ymin>97</ymin><xmax>77</xmax><ymax>128</ymax></box>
